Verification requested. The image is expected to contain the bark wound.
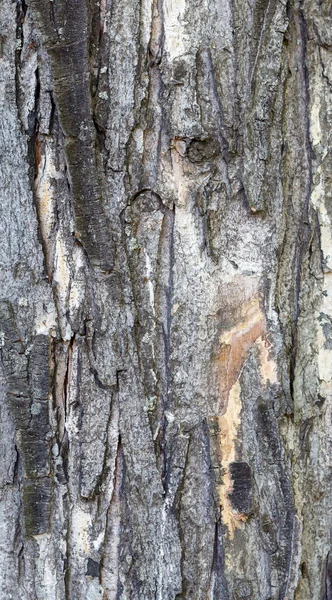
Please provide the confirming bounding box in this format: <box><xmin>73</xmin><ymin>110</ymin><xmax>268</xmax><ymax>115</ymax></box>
<box><xmin>29</xmin><ymin>0</ymin><xmax>113</xmax><ymax>271</ymax></box>
<box><xmin>210</xmin><ymin>277</ymin><xmax>277</xmax><ymax>537</ymax></box>
<box><xmin>0</xmin><ymin>302</ymin><xmax>52</xmax><ymax>537</ymax></box>
<box><xmin>212</xmin><ymin>276</ymin><xmax>277</xmax><ymax>414</ymax></box>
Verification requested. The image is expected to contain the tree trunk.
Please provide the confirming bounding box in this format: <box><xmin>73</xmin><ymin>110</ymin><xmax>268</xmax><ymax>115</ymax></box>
<box><xmin>0</xmin><ymin>0</ymin><xmax>331</xmax><ymax>597</ymax></box>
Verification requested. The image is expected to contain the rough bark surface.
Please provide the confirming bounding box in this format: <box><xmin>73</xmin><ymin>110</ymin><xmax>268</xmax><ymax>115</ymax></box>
<box><xmin>0</xmin><ymin>0</ymin><xmax>331</xmax><ymax>598</ymax></box>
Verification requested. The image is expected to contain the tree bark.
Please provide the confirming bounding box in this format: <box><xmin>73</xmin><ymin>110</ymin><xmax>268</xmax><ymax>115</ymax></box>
<box><xmin>0</xmin><ymin>0</ymin><xmax>331</xmax><ymax>598</ymax></box>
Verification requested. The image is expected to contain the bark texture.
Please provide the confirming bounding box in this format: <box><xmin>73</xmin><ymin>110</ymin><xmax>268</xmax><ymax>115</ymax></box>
<box><xmin>0</xmin><ymin>0</ymin><xmax>331</xmax><ymax>598</ymax></box>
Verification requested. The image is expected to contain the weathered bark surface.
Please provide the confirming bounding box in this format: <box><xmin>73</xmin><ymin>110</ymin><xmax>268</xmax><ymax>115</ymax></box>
<box><xmin>0</xmin><ymin>0</ymin><xmax>331</xmax><ymax>597</ymax></box>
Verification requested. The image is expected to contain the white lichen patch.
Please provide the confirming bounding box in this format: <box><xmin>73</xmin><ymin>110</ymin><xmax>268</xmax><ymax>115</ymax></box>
<box><xmin>98</xmin><ymin>91</ymin><xmax>108</xmax><ymax>100</ymax></box>
<box><xmin>18</xmin><ymin>48</ymin><xmax>38</xmax><ymax>132</ymax></box>
<box><xmin>30</xmin><ymin>401</ymin><xmax>42</xmax><ymax>415</ymax></box>
<box><xmin>34</xmin><ymin>300</ymin><xmax>57</xmax><ymax>336</ymax></box>
<box><xmin>312</xmin><ymin>190</ymin><xmax>332</xmax><ymax>272</ymax></box>
<box><xmin>144</xmin><ymin>250</ymin><xmax>155</xmax><ymax>316</ymax></box>
<box><xmin>310</xmin><ymin>83</ymin><xmax>322</xmax><ymax>147</ymax></box>
<box><xmin>71</xmin><ymin>506</ymin><xmax>92</xmax><ymax>556</ymax></box>
<box><xmin>171</xmin><ymin>144</ymin><xmax>188</xmax><ymax>207</ymax></box>
<box><xmin>35</xmin><ymin>144</ymin><xmax>57</xmax><ymax>245</ymax></box>
<box><xmin>92</xmin><ymin>531</ymin><xmax>105</xmax><ymax>552</ymax></box>
<box><xmin>140</xmin><ymin>0</ymin><xmax>154</xmax><ymax>49</ymax></box>
<box><xmin>18</xmin><ymin>296</ymin><xmax>28</xmax><ymax>307</ymax></box>
<box><xmin>65</xmin><ymin>342</ymin><xmax>80</xmax><ymax>437</ymax></box>
<box><xmin>53</xmin><ymin>231</ymin><xmax>72</xmax><ymax>340</ymax></box>
<box><xmin>163</xmin><ymin>0</ymin><xmax>187</xmax><ymax>60</ymax></box>
<box><xmin>102</xmin><ymin>496</ymin><xmax>121</xmax><ymax>599</ymax></box>
<box><xmin>86</xmin><ymin>580</ymin><xmax>105</xmax><ymax>600</ymax></box>
<box><xmin>307</xmin><ymin>61</ymin><xmax>332</xmax><ymax>462</ymax></box>
<box><xmin>32</xmin><ymin>533</ymin><xmax>57</xmax><ymax>600</ymax></box>
<box><xmin>309</xmin><ymin>104</ymin><xmax>332</xmax><ymax>396</ymax></box>
<box><xmin>68</xmin><ymin>244</ymin><xmax>86</xmax><ymax>316</ymax></box>
<box><xmin>316</xmin><ymin>274</ymin><xmax>332</xmax><ymax>386</ymax></box>
<box><xmin>132</xmin><ymin>128</ymin><xmax>144</xmax><ymax>155</ymax></box>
